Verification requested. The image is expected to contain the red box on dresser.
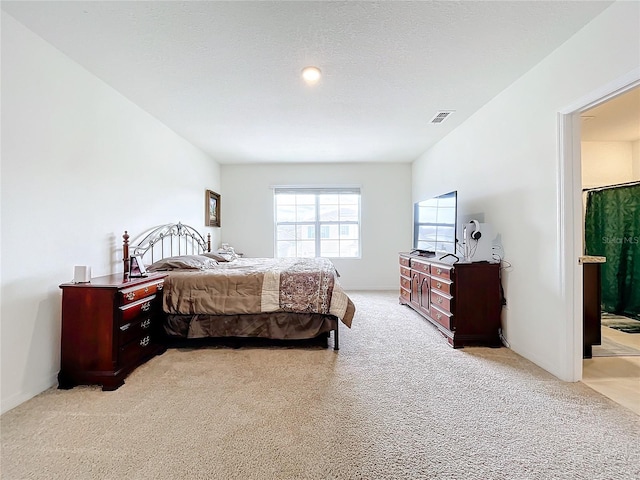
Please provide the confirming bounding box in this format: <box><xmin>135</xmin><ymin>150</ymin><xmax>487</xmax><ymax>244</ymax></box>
<box><xmin>58</xmin><ymin>272</ymin><xmax>167</xmax><ymax>391</ymax></box>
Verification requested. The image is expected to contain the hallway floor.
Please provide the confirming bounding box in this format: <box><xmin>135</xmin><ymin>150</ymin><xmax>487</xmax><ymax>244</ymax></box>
<box><xmin>582</xmin><ymin>326</ymin><xmax>640</xmax><ymax>415</ymax></box>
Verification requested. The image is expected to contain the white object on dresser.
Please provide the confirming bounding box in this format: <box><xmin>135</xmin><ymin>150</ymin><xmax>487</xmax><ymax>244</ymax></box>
<box><xmin>461</xmin><ymin>222</ymin><xmax>494</xmax><ymax>263</ymax></box>
<box><xmin>73</xmin><ymin>265</ymin><xmax>91</xmax><ymax>283</ymax></box>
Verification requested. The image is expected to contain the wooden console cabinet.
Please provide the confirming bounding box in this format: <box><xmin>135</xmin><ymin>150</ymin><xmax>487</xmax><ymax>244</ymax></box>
<box><xmin>580</xmin><ymin>256</ymin><xmax>605</xmax><ymax>358</ymax></box>
<box><xmin>399</xmin><ymin>253</ymin><xmax>502</xmax><ymax>348</ymax></box>
<box><xmin>58</xmin><ymin>272</ymin><xmax>167</xmax><ymax>391</ymax></box>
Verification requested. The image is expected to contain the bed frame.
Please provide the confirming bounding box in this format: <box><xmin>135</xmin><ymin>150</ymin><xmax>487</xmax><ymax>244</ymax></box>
<box><xmin>123</xmin><ymin>222</ymin><xmax>211</xmax><ymax>275</ymax></box>
<box><xmin>122</xmin><ymin>222</ymin><xmax>339</xmax><ymax>350</ymax></box>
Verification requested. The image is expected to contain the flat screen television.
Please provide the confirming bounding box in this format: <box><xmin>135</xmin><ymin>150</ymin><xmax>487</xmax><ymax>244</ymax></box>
<box><xmin>413</xmin><ymin>190</ymin><xmax>458</xmax><ymax>257</ymax></box>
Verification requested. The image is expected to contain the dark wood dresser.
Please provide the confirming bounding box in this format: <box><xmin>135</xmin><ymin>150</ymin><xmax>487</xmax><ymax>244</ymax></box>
<box><xmin>58</xmin><ymin>272</ymin><xmax>167</xmax><ymax>391</ymax></box>
<box><xmin>400</xmin><ymin>252</ymin><xmax>503</xmax><ymax>348</ymax></box>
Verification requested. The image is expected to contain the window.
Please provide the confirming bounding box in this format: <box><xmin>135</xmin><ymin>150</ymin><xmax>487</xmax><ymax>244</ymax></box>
<box><xmin>274</xmin><ymin>187</ymin><xmax>361</xmax><ymax>258</ymax></box>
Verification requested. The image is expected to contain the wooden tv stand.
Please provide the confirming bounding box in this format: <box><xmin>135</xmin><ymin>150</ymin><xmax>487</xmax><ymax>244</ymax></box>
<box><xmin>399</xmin><ymin>252</ymin><xmax>503</xmax><ymax>348</ymax></box>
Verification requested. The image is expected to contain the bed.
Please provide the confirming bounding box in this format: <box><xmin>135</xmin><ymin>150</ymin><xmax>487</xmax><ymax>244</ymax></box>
<box><xmin>123</xmin><ymin>222</ymin><xmax>355</xmax><ymax>350</ymax></box>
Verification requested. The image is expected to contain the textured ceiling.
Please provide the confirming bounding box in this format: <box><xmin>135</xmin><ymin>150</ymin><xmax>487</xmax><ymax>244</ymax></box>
<box><xmin>2</xmin><ymin>1</ymin><xmax>616</xmax><ymax>164</ymax></box>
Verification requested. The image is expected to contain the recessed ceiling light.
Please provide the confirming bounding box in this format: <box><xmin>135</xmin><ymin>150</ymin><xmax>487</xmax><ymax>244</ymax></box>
<box><xmin>301</xmin><ymin>66</ymin><xmax>321</xmax><ymax>84</ymax></box>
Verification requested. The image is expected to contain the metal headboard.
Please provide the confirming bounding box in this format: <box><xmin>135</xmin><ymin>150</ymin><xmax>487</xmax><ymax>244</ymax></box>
<box><xmin>123</xmin><ymin>222</ymin><xmax>211</xmax><ymax>273</ymax></box>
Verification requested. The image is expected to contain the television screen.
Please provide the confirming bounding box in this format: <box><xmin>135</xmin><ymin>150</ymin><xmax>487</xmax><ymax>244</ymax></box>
<box><xmin>413</xmin><ymin>190</ymin><xmax>457</xmax><ymax>255</ymax></box>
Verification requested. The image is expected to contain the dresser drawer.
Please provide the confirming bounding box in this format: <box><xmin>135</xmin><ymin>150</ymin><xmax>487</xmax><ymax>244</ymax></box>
<box><xmin>400</xmin><ymin>288</ymin><xmax>411</xmax><ymax>303</ymax></box>
<box><xmin>400</xmin><ymin>266</ymin><xmax>411</xmax><ymax>278</ymax></box>
<box><xmin>399</xmin><ymin>256</ymin><xmax>410</xmax><ymax>267</ymax></box>
<box><xmin>120</xmin><ymin>334</ymin><xmax>155</xmax><ymax>368</ymax></box>
<box><xmin>120</xmin><ymin>280</ymin><xmax>164</xmax><ymax>305</ymax></box>
<box><xmin>431</xmin><ymin>278</ymin><xmax>451</xmax><ymax>295</ymax></box>
<box><xmin>400</xmin><ymin>276</ymin><xmax>411</xmax><ymax>292</ymax></box>
<box><xmin>119</xmin><ymin>295</ymin><xmax>157</xmax><ymax>324</ymax></box>
<box><xmin>430</xmin><ymin>290</ymin><xmax>451</xmax><ymax>313</ymax></box>
<box><xmin>411</xmin><ymin>260</ymin><xmax>430</xmax><ymax>274</ymax></box>
<box><xmin>119</xmin><ymin>316</ymin><xmax>155</xmax><ymax>345</ymax></box>
<box><xmin>430</xmin><ymin>306</ymin><xmax>453</xmax><ymax>330</ymax></box>
<box><xmin>430</xmin><ymin>265</ymin><xmax>452</xmax><ymax>281</ymax></box>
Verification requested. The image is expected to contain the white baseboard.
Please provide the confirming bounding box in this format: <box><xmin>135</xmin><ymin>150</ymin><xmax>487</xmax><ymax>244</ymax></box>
<box><xmin>1</xmin><ymin>373</ymin><xmax>58</xmax><ymax>415</ymax></box>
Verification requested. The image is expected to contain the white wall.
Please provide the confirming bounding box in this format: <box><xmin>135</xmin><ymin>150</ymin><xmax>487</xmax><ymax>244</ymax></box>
<box><xmin>1</xmin><ymin>14</ymin><xmax>221</xmax><ymax>413</ymax></box>
<box><xmin>221</xmin><ymin>163</ymin><xmax>411</xmax><ymax>290</ymax></box>
<box><xmin>582</xmin><ymin>141</ymin><xmax>636</xmax><ymax>188</ymax></box>
<box><xmin>412</xmin><ymin>1</ymin><xmax>640</xmax><ymax>381</ymax></box>
<box><xmin>633</xmin><ymin>140</ymin><xmax>640</xmax><ymax>178</ymax></box>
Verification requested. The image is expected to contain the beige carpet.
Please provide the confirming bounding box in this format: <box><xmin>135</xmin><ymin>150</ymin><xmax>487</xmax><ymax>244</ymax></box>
<box><xmin>2</xmin><ymin>291</ymin><xmax>639</xmax><ymax>480</ymax></box>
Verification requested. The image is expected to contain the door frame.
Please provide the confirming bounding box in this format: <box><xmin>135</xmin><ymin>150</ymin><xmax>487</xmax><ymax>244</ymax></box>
<box><xmin>558</xmin><ymin>68</ymin><xmax>640</xmax><ymax>381</ymax></box>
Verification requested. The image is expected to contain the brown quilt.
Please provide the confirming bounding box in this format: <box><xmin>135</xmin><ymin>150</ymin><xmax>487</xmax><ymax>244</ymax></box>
<box><xmin>162</xmin><ymin>257</ymin><xmax>355</xmax><ymax>327</ymax></box>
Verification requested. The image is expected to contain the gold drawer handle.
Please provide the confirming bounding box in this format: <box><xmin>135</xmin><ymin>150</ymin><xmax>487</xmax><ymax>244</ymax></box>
<box><xmin>125</xmin><ymin>292</ymin><xmax>136</xmax><ymax>301</ymax></box>
<box><xmin>144</xmin><ymin>287</ymin><xmax>149</xmax><ymax>293</ymax></box>
<box><xmin>140</xmin><ymin>336</ymin><xmax>150</xmax><ymax>347</ymax></box>
<box><xmin>436</xmin><ymin>268</ymin><xmax>442</xmax><ymax>275</ymax></box>
<box><xmin>141</xmin><ymin>319</ymin><xmax>151</xmax><ymax>329</ymax></box>
<box><xmin>157</xmin><ymin>283</ymin><xmax>164</xmax><ymax>291</ymax></box>
<box><xmin>141</xmin><ymin>301</ymin><xmax>151</xmax><ymax>312</ymax></box>
<box><xmin>436</xmin><ymin>282</ymin><xmax>442</xmax><ymax>289</ymax></box>
<box><xmin>437</xmin><ymin>313</ymin><xmax>442</xmax><ymax>320</ymax></box>
<box><xmin>437</xmin><ymin>297</ymin><xmax>443</xmax><ymax>304</ymax></box>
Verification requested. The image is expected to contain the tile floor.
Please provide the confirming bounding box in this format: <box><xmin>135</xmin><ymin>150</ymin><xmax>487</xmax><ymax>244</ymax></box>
<box><xmin>582</xmin><ymin>326</ymin><xmax>640</xmax><ymax>415</ymax></box>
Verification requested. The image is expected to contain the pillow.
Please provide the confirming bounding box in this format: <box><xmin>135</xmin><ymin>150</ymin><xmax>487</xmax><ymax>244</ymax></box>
<box><xmin>202</xmin><ymin>251</ymin><xmax>239</xmax><ymax>262</ymax></box>
<box><xmin>147</xmin><ymin>255</ymin><xmax>218</xmax><ymax>271</ymax></box>
<box><xmin>202</xmin><ymin>252</ymin><xmax>231</xmax><ymax>262</ymax></box>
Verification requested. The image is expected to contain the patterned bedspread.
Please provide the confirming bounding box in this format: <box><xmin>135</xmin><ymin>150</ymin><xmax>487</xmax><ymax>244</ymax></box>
<box><xmin>162</xmin><ymin>257</ymin><xmax>355</xmax><ymax>327</ymax></box>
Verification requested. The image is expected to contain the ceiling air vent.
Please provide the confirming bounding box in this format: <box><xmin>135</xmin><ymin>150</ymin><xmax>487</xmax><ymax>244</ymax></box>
<box><xmin>430</xmin><ymin>110</ymin><xmax>455</xmax><ymax>124</ymax></box>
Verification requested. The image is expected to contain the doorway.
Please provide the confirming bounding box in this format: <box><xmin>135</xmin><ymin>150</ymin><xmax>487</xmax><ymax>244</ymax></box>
<box><xmin>578</xmin><ymin>86</ymin><xmax>640</xmax><ymax>414</ymax></box>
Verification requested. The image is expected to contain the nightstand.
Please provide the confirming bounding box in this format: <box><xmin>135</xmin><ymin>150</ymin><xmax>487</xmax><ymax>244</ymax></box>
<box><xmin>58</xmin><ymin>272</ymin><xmax>167</xmax><ymax>391</ymax></box>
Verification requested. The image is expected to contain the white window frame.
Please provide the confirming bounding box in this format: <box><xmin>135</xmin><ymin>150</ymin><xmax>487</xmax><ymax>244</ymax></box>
<box><xmin>273</xmin><ymin>186</ymin><xmax>361</xmax><ymax>258</ymax></box>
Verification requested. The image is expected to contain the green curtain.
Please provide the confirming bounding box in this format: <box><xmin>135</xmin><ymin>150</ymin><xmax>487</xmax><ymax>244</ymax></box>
<box><xmin>584</xmin><ymin>184</ymin><xmax>640</xmax><ymax>319</ymax></box>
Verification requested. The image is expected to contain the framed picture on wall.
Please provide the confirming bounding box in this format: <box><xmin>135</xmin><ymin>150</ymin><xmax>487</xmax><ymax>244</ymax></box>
<box><xmin>206</xmin><ymin>189</ymin><xmax>221</xmax><ymax>227</ymax></box>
